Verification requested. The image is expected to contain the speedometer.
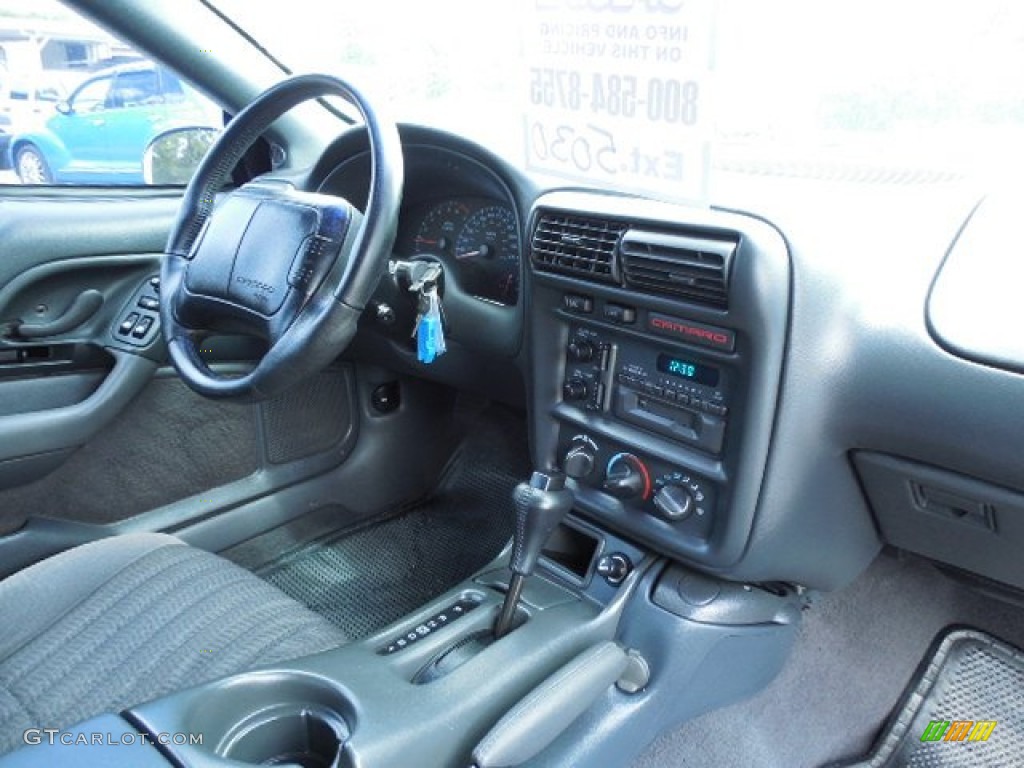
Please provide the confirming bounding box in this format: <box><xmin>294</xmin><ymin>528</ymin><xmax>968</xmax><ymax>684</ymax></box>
<box><xmin>414</xmin><ymin>200</ymin><xmax>472</xmax><ymax>257</ymax></box>
<box><xmin>454</xmin><ymin>205</ymin><xmax>520</xmax><ymax>305</ymax></box>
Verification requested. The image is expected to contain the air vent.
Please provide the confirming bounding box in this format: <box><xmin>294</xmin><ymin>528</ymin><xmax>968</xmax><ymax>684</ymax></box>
<box><xmin>619</xmin><ymin>230</ymin><xmax>735</xmax><ymax>309</ymax></box>
<box><xmin>531</xmin><ymin>212</ymin><xmax>627</xmax><ymax>282</ymax></box>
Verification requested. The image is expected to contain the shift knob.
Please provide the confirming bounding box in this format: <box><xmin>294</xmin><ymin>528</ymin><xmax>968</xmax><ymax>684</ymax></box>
<box><xmin>509</xmin><ymin>470</ymin><xmax>574</xmax><ymax>577</ymax></box>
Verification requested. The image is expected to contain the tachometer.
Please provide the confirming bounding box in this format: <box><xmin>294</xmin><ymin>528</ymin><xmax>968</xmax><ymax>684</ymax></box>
<box><xmin>414</xmin><ymin>200</ymin><xmax>472</xmax><ymax>257</ymax></box>
<box><xmin>454</xmin><ymin>205</ymin><xmax>520</xmax><ymax>305</ymax></box>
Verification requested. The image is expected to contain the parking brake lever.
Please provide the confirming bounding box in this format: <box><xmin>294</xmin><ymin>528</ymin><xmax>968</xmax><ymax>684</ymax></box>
<box><xmin>493</xmin><ymin>470</ymin><xmax>573</xmax><ymax>639</ymax></box>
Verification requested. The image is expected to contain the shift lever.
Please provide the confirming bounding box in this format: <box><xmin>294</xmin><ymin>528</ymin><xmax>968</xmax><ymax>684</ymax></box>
<box><xmin>494</xmin><ymin>469</ymin><xmax>574</xmax><ymax>639</ymax></box>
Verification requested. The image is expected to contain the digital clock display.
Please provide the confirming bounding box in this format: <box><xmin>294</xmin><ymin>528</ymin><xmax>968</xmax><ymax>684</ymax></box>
<box><xmin>656</xmin><ymin>354</ymin><xmax>720</xmax><ymax>387</ymax></box>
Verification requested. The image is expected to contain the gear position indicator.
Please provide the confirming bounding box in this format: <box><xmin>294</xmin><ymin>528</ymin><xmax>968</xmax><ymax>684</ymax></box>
<box><xmin>378</xmin><ymin>596</ymin><xmax>481</xmax><ymax>655</ymax></box>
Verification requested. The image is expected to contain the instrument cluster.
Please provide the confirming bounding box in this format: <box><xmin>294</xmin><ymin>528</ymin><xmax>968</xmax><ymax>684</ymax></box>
<box><xmin>397</xmin><ymin>196</ymin><xmax>521</xmax><ymax>306</ymax></box>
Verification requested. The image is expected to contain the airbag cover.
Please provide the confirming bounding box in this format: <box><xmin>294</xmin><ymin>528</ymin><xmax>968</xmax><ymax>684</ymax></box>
<box><xmin>185</xmin><ymin>197</ymin><xmax>322</xmax><ymax>316</ymax></box>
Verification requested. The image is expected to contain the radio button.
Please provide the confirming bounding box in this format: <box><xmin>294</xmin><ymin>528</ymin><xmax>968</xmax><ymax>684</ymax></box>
<box><xmin>563</xmin><ymin>377</ymin><xmax>589</xmax><ymax>401</ymax></box>
<box><xmin>567</xmin><ymin>338</ymin><xmax>596</xmax><ymax>362</ymax></box>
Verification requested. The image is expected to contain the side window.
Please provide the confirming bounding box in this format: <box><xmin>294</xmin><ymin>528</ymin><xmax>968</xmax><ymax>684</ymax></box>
<box><xmin>109</xmin><ymin>69</ymin><xmax>162</xmax><ymax>109</ymax></box>
<box><xmin>69</xmin><ymin>77</ymin><xmax>112</xmax><ymax>113</ymax></box>
<box><xmin>159</xmin><ymin>70</ymin><xmax>187</xmax><ymax>105</ymax></box>
<box><xmin>1</xmin><ymin>0</ymin><xmax>223</xmax><ymax>187</ymax></box>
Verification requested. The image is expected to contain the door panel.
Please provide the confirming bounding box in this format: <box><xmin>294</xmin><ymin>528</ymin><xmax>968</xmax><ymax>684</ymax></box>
<box><xmin>0</xmin><ymin>194</ymin><xmax>361</xmax><ymax>572</ymax></box>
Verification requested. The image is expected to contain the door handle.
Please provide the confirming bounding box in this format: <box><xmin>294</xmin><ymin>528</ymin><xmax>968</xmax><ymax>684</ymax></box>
<box><xmin>10</xmin><ymin>289</ymin><xmax>104</xmax><ymax>339</ymax></box>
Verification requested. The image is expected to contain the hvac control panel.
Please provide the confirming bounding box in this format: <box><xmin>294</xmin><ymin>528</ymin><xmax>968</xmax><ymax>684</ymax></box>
<box><xmin>557</xmin><ymin>431</ymin><xmax>716</xmax><ymax>540</ymax></box>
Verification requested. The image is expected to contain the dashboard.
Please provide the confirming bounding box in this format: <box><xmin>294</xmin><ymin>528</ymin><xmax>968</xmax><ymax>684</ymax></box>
<box><xmin>307</xmin><ymin>123</ymin><xmax>1024</xmax><ymax>599</ymax></box>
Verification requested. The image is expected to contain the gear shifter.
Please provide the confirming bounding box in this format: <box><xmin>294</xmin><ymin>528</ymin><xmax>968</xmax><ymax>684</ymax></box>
<box><xmin>494</xmin><ymin>469</ymin><xmax>574</xmax><ymax>639</ymax></box>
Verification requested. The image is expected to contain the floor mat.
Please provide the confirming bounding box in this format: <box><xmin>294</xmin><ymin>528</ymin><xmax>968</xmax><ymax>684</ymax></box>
<box><xmin>836</xmin><ymin>628</ymin><xmax>1024</xmax><ymax>768</ymax></box>
<box><xmin>632</xmin><ymin>552</ymin><xmax>1024</xmax><ymax>768</ymax></box>
<box><xmin>236</xmin><ymin>405</ymin><xmax>530</xmax><ymax>640</ymax></box>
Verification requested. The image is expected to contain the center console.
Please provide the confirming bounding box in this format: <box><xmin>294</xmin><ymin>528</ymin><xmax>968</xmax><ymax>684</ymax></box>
<box><xmin>526</xmin><ymin>190</ymin><xmax>791</xmax><ymax>569</ymax></box>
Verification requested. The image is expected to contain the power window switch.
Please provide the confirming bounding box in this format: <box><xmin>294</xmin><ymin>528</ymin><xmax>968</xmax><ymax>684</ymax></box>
<box><xmin>131</xmin><ymin>316</ymin><xmax>154</xmax><ymax>339</ymax></box>
<box><xmin>118</xmin><ymin>312</ymin><xmax>139</xmax><ymax>335</ymax></box>
<box><xmin>137</xmin><ymin>296</ymin><xmax>160</xmax><ymax>311</ymax></box>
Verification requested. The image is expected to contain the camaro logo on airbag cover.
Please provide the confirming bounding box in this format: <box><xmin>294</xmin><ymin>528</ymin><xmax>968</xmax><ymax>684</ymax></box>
<box><xmin>235</xmin><ymin>275</ymin><xmax>275</xmax><ymax>294</ymax></box>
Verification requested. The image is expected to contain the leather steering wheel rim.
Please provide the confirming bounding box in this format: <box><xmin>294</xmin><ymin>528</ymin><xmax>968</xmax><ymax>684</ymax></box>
<box><xmin>159</xmin><ymin>74</ymin><xmax>402</xmax><ymax>400</ymax></box>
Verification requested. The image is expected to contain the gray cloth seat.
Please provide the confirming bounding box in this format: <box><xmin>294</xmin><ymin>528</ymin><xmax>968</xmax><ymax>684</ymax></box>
<box><xmin>0</xmin><ymin>533</ymin><xmax>347</xmax><ymax>756</ymax></box>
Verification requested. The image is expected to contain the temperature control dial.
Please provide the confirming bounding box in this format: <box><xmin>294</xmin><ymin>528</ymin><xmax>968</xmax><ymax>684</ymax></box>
<box><xmin>603</xmin><ymin>453</ymin><xmax>651</xmax><ymax>501</ymax></box>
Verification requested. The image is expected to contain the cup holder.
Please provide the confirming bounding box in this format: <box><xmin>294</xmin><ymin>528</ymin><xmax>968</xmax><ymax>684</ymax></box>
<box><xmin>218</xmin><ymin>704</ymin><xmax>348</xmax><ymax>767</ymax></box>
<box><xmin>179</xmin><ymin>671</ymin><xmax>354</xmax><ymax>767</ymax></box>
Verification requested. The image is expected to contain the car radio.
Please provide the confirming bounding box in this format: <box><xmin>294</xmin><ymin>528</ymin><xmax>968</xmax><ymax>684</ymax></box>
<box><xmin>562</xmin><ymin>325</ymin><xmax>731</xmax><ymax>456</ymax></box>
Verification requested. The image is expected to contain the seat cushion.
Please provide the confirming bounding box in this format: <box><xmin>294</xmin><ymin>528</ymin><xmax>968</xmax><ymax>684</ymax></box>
<box><xmin>0</xmin><ymin>533</ymin><xmax>346</xmax><ymax>755</ymax></box>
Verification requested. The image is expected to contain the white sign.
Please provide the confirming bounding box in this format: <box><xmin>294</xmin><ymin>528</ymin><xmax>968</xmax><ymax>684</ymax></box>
<box><xmin>523</xmin><ymin>0</ymin><xmax>715</xmax><ymax>206</ymax></box>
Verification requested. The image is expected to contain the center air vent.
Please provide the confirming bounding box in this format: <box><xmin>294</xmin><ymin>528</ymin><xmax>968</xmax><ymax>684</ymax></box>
<box><xmin>619</xmin><ymin>230</ymin><xmax>736</xmax><ymax>309</ymax></box>
<box><xmin>531</xmin><ymin>212</ymin><xmax>627</xmax><ymax>283</ymax></box>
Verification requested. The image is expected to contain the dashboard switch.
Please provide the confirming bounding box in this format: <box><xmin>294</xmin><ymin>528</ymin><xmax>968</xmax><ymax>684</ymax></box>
<box><xmin>604</xmin><ymin>303</ymin><xmax>636</xmax><ymax>324</ymax></box>
<box><xmin>563</xmin><ymin>293</ymin><xmax>593</xmax><ymax>313</ymax></box>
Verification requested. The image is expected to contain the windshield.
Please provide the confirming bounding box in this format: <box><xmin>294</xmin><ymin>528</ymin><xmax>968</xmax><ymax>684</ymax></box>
<box><xmin>212</xmin><ymin>0</ymin><xmax>1024</xmax><ymax>201</ymax></box>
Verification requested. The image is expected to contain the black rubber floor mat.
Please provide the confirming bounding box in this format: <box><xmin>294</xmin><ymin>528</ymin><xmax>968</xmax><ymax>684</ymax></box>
<box><xmin>250</xmin><ymin>406</ymin><xmax>529</xmax><ymax>640</ymax></box>
<box><xmin>835</xmin><ymin>627</ymin><xmax>1024</xmax><ymax>768</ymax></box>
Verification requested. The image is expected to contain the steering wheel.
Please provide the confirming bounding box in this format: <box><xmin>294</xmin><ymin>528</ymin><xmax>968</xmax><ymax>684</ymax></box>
<box><xmin>159</xmin><ymin>74</ymin><xmax>402</xmax><ymax>400</ymax></box>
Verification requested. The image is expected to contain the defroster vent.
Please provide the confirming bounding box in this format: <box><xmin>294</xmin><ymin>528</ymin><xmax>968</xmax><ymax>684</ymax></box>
<box><xmin>620</xmin><ymin>229</ymin><xmax>735</xmax><ymax>309</ymax></box>
<box><xmin>531</xmin><ymin>212</ymin><xmax>626</xmax><ymax>282</ymax></box>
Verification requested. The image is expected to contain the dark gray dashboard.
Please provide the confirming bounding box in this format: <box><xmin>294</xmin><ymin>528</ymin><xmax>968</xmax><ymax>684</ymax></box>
<box><xmin>311</xmin><ymin>123</ymin><xmax>1021</xmax><ymax>593</ymax></box>
<box><xmin>518</xmin><ymin>177</ymin><xmax>1022</xmax><ymax>593</ymax></box>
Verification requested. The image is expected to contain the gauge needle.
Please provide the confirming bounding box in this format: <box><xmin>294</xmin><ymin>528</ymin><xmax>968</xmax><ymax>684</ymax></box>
<box><xmin>456</xmin><ymin>250</ymin><xmax>480</xmax><ymax>260</ymax></box>
<box><xmin>415</xmin><ymin>237</ymin><xmax>439</xmax><ymax>244</ymax></box>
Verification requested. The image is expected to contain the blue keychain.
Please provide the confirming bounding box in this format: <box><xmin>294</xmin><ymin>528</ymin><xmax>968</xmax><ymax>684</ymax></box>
<box><xmin>416</xmin><ymin>285</ymin><xmax>446</xmax><ymax>364</ymax></box>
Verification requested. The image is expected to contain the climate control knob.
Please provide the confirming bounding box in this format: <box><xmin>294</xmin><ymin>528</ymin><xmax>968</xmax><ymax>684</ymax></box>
<box><xmin>653</xmin><ymin>484</ymin><xmax>695</xmax><ymax>521</ymax></box>
<box><xmin>562</xmin><ymin>377</ymin><xmax>589</xmax><ymax>402</ymax></box>
<box><xmin>563</xmin><ymin>445</ymin><xmax>596</xmax><ymax>479</ymax></box>
<box><xmin>603</xmin><ymin>453</ymin><xmax>651</xmax><ymax>501</ymax></box>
